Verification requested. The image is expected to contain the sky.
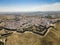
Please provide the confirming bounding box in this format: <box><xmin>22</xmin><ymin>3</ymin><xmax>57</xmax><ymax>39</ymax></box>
<box><xmin>0</xmin><ymin>0</ymin><xmax>60</xmax><ymax>12</ymax></box>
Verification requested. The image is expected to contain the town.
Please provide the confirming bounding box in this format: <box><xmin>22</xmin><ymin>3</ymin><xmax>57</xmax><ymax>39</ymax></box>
<box><xmin>0</xmin><ymin>12</ymin><xmax>60</xmax><ymax>45</ymax></box>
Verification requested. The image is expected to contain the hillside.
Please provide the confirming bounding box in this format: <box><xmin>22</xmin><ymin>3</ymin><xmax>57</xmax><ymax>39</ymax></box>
<box><xmin>5</xmin><ymin>22</ymin><xmax>60</xmax><ymax>45</ymax></box>
<box><xmin>0</xmin><ymin>15</ymin><xmax>60</xmax><ymax>45</ymax></box>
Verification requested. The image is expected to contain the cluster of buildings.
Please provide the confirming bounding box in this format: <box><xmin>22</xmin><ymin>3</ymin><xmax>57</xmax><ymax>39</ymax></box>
<box><xmin>4</xmin><ymin>16</ymin><xmax>59</xmax><ymax>30</ymax></box>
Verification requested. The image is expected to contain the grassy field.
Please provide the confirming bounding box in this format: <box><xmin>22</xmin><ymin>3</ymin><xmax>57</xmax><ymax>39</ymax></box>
<box><xmin>5</xmin><ymin>22</ymin><xmax>60</xmax><ymax>45</ymax></box>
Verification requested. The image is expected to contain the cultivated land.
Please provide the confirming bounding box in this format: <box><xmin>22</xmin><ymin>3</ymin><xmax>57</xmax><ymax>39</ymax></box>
<box><xmin>0</xmin><ymin>12</ymin><xmax>60</xmax><ymax>45</ymax></box>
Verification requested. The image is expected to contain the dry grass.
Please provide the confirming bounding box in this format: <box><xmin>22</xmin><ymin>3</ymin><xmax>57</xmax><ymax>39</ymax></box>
<box><xmin>0</xmin><ymin>16</ymin><xmax>60</xmax><ymax>45</ymax></box>
<box><xmin>5</xmin><ymin>22</ymin><xmax>60</xmax><ymax>45</ymax></box>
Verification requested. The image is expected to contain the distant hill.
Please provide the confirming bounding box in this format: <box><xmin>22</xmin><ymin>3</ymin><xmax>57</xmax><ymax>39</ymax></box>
<box><xmin>0</xmin><ymin>11</ymin><xmax>60</xmax><ymax>16</ymax></box>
